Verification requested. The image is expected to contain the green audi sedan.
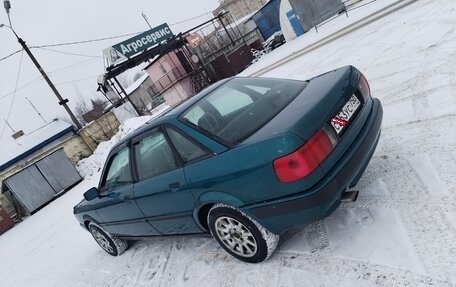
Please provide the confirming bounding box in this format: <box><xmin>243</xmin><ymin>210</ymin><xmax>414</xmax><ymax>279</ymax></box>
<box><xmin>74</xmin><ymin>65</ymin><xmax>383</xmax><ymax>263</ymax></box>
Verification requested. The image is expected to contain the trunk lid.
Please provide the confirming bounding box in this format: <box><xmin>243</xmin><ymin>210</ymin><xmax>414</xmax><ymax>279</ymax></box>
<box><xmin>245</xmin><ymin>66</ymin><xmax>359</xmax><ymax>144</ymax></box>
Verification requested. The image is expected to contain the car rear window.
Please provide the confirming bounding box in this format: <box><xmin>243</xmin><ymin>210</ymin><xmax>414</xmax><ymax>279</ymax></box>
<box><xmin>180</xmin><ymin>77</ymin><xmax>307</xmax><ymax>145</ymax></box>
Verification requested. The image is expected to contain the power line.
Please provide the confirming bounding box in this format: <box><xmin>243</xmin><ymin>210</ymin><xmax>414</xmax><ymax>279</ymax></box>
<box><xmin>46</xmin><ymin>57</ymin><xmax>101</xmax><ymax>76</ymax></box>
<box><xmin>0</xmin><ymin>49</ymin><xmax>22</xmax><ymax>62</ymax></box>
<box><xmin>33</xmin><ymin>47</ymin><xmax>102</xmax><ymax>59</ymax></box>
<box><xmin>0</xmin><ymin>12</ymin><xmax>215</xmax><ymax>103</ymax></box>
<box><xmin>16</xmin><ymin>13</ymin><xmax>213</xmax><ymax>49</ymax></box>
<box><xmin>169</xmin><ymin>12</ymin><xmax>212</xmax><ymax>26</ymax></box>
<box><xmin>0</xmin><ymin>75</ymin><xmax>43</xmax><ymax>101</ymax></box>
<box><xmin>0</xmin><ymin>49</ymin><xmax>24</xmax><ymax>139</ymax></box>
<box><xmin>0</xmin><ymin>12</ymin><xmax>213</xmax><ymax>62</ymax></box>
<box><xmin>0</xmin><ymin>10</ymin><xmax>215</xmax><ymax>59</ymax></box>
<box><xmin>0</xmin><ymin>57</ymin><xmax>101</xmax><ymax>101</ymax></box>
<box><xmin>0</xmin><ymin>46</ymin><xmax>101</xmax><ymax>63</ymax></box>
<box><xmin>54</xmin><ymin>75</ymin><xmax>99</xmax><ymax>86</ymax></box>
<box><xmin>31</xmin><ymin>32</ymin><xmax>141</xmax><ymax>48</ymax></box>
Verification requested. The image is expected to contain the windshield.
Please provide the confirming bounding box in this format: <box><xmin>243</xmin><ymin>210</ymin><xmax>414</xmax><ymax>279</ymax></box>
<box><xmin>180</xmin><ymin>77</ymin><xmax>307</xmax><ymax>145</ymax></box>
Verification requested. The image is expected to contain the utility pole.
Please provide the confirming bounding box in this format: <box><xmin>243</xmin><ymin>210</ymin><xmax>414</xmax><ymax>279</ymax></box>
<box><xmin>141</xmin><ymin>12</ymin><xmax>153</xmax><ymax>29</ymax></box>
<box><xmin>3</xmin><ymin>0</ymin><xmax>11</xmax><ymax>26</ymax></box>
<box><xmin>1</xmin><ymin>1</ymin><xmax>82</xmax><ymax>129</ymax></box>
<box><xmin>18</xmin><ymin>33</ymin><xmax>82</xmax><ymax>129</ymax></box>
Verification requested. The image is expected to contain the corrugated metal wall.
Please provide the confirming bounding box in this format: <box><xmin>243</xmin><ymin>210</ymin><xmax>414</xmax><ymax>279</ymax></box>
<box><xmin>252</xmin><ymin>0</ymin><xmax>281</xmax><ymax>40</ymax></box>
<box><xmin>4</xmin><ymin>149</ymin><xmax>82</xmax><ymax>214</ymax></box>
<box><xmin>289</xmin><ymin>0</ymin><xmax>345</xmax><ymax>32</ymax></box>
<box><xmin>35</xmin><ymin>150</ymin><xmax>81</xmax><ymax>192</ymax></box>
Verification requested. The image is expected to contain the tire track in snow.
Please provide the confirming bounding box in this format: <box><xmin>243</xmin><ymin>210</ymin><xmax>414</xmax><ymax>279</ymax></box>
<box><xmin>276</xmin><ymin>252</ymin><xmax>452</xmax><ymax>287</ymax></box>
<box><xmin>303</xmin><ymin>221</ymin><xmax>331</xmax><ymax>253</ymax></box>
<box><xmin>343</xmin><ymin>146</ymin><xmax>456</xmax><ymax>281</ymax></box>
<box><xmin>382</xmin><ymin>113</ymin><xmax>456</xmax><ymax>130</ymax></box>
<box><xmin>408</xmin><ymin>154</ymin><xmax>449</xmax><ymax>195</ymax></box>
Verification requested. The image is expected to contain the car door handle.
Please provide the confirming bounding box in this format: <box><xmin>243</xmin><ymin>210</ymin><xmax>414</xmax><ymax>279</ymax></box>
<box><xmin>123</xmin><ymin>195</ymin><xmax>134</xmax><ymax>201</ymax></box>
<box><xmin>169</xmin><ymin>182</ymin><xmax>180</xmax><ymax>190</ymax></box>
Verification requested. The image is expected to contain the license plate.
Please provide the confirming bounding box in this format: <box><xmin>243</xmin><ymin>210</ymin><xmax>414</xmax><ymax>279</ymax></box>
<box><xmin>330</xmin><ymin>95</ymin><xmax>361</xmax><ymax>134</ymax></box>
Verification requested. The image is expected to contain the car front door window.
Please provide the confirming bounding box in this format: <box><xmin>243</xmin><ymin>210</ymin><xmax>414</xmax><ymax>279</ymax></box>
<box><xmin>134</xmin><ymin>131</ymin><xmax>178</xmax><ymax>181</ymax></box>
<box><xmin>100</xmin><ymin>147</ymin><xmax>132</xmax><ymax>193</ymax></box>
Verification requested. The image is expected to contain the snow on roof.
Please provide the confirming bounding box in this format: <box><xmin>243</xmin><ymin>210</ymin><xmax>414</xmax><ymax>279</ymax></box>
<box><xmin>124</xmin><ymin>73</ymin><xmax>150</xmax><ymax>95</ymax></box>
<box><xmin>232</xmin><ymin>11</ymin><xmax>257</xmax><ymax>26</ymax></box>
<box><xmin>0</xmin><ymin>119</ymin><xmax>74</xmax><ymax>172</ymax></box>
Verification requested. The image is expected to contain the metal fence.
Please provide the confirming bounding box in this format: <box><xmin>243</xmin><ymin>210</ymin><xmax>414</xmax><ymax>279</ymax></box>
<box><xmin>313</xmin><ymin>0</ymin><xmax>379</xmax><ymax>32</ymax></box>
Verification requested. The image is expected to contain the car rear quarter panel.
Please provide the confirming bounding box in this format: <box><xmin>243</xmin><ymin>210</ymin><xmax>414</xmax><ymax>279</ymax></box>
<box><xmin>183</xmin><ymin>132</ymin><xmax>316</xmax><ymax>206</ymax></box>
<box><xmin>246</xmin><ymin>99</ymin><xmax>383</xmax><ymax>234</ymax></box>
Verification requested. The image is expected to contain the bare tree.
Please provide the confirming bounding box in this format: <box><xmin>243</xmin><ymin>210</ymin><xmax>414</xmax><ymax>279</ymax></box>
<box><xmin>116</xmin><ymin>73</ymin><xmax>133</xmax><ymax>88</ymax></box>
<box><xmin>132</xmin><ymin>72</ymin><xmax>144</xmax><ymax>82</ymax></box>
<box><xmin>74</xmin><ymin>99</ymin><xmax>90</xmax><ymax>125</ymax></box>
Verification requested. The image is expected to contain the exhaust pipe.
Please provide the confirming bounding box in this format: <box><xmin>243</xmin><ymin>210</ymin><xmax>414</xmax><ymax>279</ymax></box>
<box><xmin>341</xmin><ymin>190</ymin><xmax>359</xmax><ymax>202</ymax></box>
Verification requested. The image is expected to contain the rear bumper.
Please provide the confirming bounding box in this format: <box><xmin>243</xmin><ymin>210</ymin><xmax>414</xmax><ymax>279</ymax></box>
<box><xmin>245</xmin><ymin>98</ymin><xmax>383</xmax><ymax>234</ymax></box>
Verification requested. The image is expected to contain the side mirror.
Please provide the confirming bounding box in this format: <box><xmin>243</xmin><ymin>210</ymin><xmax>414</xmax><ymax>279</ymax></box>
<box><xmin>83</xmin><ymin>187</ymin><xmax>99</xmax><ymax>201</ymax></box>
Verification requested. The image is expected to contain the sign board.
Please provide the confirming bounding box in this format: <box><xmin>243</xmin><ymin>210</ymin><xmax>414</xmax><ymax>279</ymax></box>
<box><xmin>103</xmin><ymin>23</ymin><xmax>174</xmax><ymax>66</ymax></box>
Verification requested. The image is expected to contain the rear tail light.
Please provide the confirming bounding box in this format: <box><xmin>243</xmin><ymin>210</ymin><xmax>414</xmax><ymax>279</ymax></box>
<box><xmin>358</xmin><ymin>73</ymin><xmax>371</xmax><ymax>101</ymax></box>
<box><xmin>273</xmin><ymin>125</ymin><xmax>338</xmax><ymax>183</ymax></box>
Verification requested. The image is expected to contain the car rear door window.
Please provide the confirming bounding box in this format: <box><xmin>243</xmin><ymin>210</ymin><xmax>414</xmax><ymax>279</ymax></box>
<box><xmin>133</xmin><ymin>131</ymin><xmax>178</xmax><ymax>181</ymax></box>
<box><xmin>183</xmin><ymin>105</ymin><xmax>204</xmax><ymax>126</ymax></box>
<box><xmin>165</xmin><ymin>127</ymin><xmax>208</xmax><ymax>163</ymax></box>
<box><xmin>100</xmin><ymin>147</ymin><xmax>132</xmax><ymax>193</ymax></box>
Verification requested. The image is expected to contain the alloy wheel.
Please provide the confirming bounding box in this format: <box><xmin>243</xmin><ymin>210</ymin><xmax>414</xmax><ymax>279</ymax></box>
<box><xmin>92</xmin><ymin>229</ymin><xmax>114</xmax><ymax>254</ymax></box>
<box><xmin>214</xmin><ymin>216</ymin><xmax>258</xmax><ymax>258</ymax></box>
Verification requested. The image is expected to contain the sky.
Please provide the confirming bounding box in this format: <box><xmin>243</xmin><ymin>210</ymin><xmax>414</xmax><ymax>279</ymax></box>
<box><xmin>0</xmin><ymin>0</ymin><xmax>221</xmax><ymax>147</ymax></box>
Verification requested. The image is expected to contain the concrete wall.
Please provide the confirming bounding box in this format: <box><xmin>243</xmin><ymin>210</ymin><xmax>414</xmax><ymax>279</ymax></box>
<box><xmin>61</xmin><ymin>135</ymin><xmax>93</xmax><ymax>165</ymax></box>
<box><xmin>78</xmin><ymin>112</ymin><xmax>120</xmax><ymax>151</ymax></box>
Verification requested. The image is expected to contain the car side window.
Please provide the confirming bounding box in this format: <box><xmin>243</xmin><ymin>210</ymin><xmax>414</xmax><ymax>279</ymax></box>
<box><xmin>183</xmin><ymin>105</ymin><xmax>204</xmax><ymax>126</ymax></box>
<box><xmin>166</xmin><ymin>127</ymin><xmax>208</xmax><ymax>163</ymax></box>
<box><xmin>134</xmin><ymin>131</ymin><xmax>178</xmax><ymax>181</ymax></box>
<box><xmin>100</xmin><ymin>147</ymin><xmax>132</xmax><ymax>193</ymax></box>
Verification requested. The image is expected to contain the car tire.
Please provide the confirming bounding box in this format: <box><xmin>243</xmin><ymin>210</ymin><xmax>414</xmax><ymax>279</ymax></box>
<box><xmin>88</xmin><ymin>222</ymin><xmax>128</xmax><ymax>256</ymax></box>
<box><xmin>208</xmin><ymin>203</ymin><xmax>279</xmax><ymax>263</ymax></box>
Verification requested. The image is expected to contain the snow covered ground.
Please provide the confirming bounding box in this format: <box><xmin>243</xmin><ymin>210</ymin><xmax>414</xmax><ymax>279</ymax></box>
<box><xmin>1</xmin><ymin>0</ymin><xmax>456</xmax><ymax>286</ymax></box>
